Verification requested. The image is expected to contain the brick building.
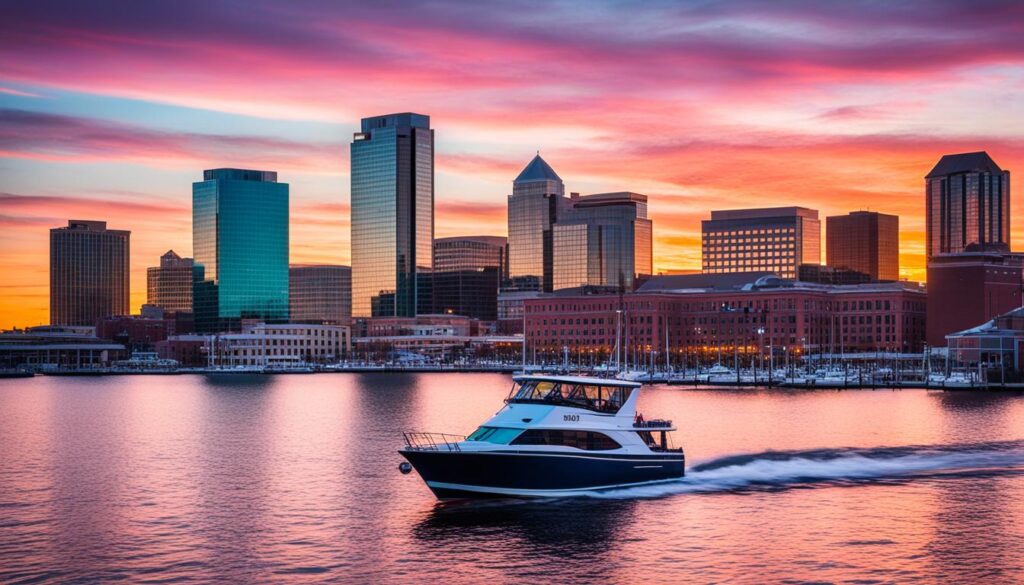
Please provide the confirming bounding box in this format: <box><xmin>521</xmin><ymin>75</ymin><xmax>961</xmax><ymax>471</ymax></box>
<box><xmin>523</xmin><ymin>273</ymin><xmax>926</xmax><ymax>364</ymax></box>
<box><xmin>926</xmin><ymin>246</ymin><xmax>1023</xmax><ymax>347</ymax></box>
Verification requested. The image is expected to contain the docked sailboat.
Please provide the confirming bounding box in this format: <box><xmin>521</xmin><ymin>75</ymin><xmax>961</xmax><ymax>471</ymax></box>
<box><xmin>398</xmin><ymin>375</ymin><xmax>685</xmax><ymax>498</ymax></box>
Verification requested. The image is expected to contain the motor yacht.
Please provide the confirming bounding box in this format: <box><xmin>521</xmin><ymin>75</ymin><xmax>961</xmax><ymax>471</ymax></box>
<box><xmin>398</xmin><ymin>375</ymin><xmax>685</xmax><ymax>499</ymax></box>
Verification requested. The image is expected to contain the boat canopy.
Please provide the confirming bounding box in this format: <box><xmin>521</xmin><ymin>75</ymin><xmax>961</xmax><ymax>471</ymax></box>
<box><xmin>512</xmin><ymin>375</ymin><xmax>641</xmax><ymax>388</ymax></box>
<box><xmin>507</xmin><ymin>377</ymin><xmax>636</xmax><ymax>414</ymax></box>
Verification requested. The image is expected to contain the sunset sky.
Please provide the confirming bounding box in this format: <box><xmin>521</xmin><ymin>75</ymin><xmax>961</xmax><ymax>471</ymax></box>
<box><xmin>2</xmin><ymin>1</ymin><xmax>1023</xmax><ymax>328</ymax></box>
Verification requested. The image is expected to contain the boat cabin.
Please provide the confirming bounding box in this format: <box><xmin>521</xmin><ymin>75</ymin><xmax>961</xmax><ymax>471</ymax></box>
<box><xmin>506</xmin><ymin>376</ymin><xmax>639</xmax><ymax>414</ymax></box>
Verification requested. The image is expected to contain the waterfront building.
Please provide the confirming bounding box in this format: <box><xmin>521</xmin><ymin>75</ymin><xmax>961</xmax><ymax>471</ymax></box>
<box><xmin>155</xmin><ymin>335</ymin><xmax>208</xmax><ymax>367</ymax></box>
<box><xmin>926</xmin><ymin>246</ymin><xmax>1023</xmax><ymax>347</ymax></box>
<box><xmin>947</xmin><ymin>307</ymin><xmax>1024</xmax><ymax>376</ymax></box>
<box><xmin>522</xmin><ymin>273</ymin><xmax>926</xmax><ymax>363</ymax></box>
<box><xmin>553</xmin><ymin>192</ymin><xmax>652</xmax><ymax>291</ymax></box>
<box><xmin>95</xmin><ymin>315</ymin><xmax>169</xmax><ymax>352</ymax></box>
<box><xmin>925</xmin><ymin>151</ymin><xmax>1010</xmax><ymax>259</ymax></box>
<box><xmin>0</xmin><ymin>325</ymin><xmax>125</xmax><ymax>369</ymax></box>
<box><xmin>192</xmin><ymin>168</ymin><xmax>289</xmax><ymax>333</ymax></box>
<box><xmin>701</xmin><ymin>207</ymin><xmax>820</xmax><ymax>279</ymax></box>
<box><xmin>289</xmin><ymin>265</ymin><xmax>351</xmax><ymax>325</ymax></box>
<box><xmin>507</xmin><ymin>154</ymin><xmax>567</xmax><ymax>292</ymax></box>
<box><xmin>350</xmin><ymin>113</ymin><xmax>434</xmax><ymax>318</ymax></box>
<box><xmin>215</xmin><ymin>323</ymin><xmax>350</xmax><ymax>366</ymax></box>
<box><xmin>50</xmin><ymin>220</ymin><xmax>130</xmax><ymax>326</ymax></box>
<box><xmin>432</xmin><ymin>236</ymin><xmax>507</xmax><ymax>321</ymax></box>
<box><xmin>146</xmin><ymin>250</ymin><xmax>194</xmax><ymax>314</ymax></box>
<box><xmin>826</xmin><ymin>211</ymin><xmax>899</xmax><ymax>281</ymax></box>
<box><xmin>353</xmin><ymin>314</ymin><xmax>518</xmax><ymax>359</ymax></box>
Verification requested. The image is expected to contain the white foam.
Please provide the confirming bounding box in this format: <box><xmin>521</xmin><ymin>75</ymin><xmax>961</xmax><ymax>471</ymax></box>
<box><xmin>582</xmin><ymin>446</ymin><xmax>1024</xmax><ymax>500</ymax></box>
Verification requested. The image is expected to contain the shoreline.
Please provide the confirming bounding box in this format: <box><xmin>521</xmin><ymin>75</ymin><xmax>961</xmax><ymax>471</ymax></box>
<box><xmin>4</xmin><ymin>367</ymin><xmax>1024</xmax><ymax>391</ymax></box>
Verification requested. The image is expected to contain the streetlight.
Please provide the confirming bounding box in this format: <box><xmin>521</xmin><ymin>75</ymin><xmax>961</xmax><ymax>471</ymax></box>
<box><xmin>756</xmin><ymin>326</ymin><xmax>765</xmax><ymax>380</ymax></box>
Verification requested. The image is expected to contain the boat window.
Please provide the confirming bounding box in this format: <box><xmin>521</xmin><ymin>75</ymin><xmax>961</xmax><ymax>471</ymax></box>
<box><xmin>511</xmin><ymin>429</ymin><xmax>621</xmax><ymax>451</ymax></box>
<box><xmin>513</xmin><ymin>381</ymin><xmax>557</xmax><ymax>401</ymax></box>
<box><xmin>466</xmin><ymin>427</ymin><xmax>521</xmax><ymax>444</ymax></box>
<box><xmin>508</xmin><ymin>380</ymin><xmax>635</xmax><ymax>413</ymax></box>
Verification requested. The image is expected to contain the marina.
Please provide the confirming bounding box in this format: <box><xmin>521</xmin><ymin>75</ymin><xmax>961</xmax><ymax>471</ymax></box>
<box><xmin>13</xmin><ymin>357</ymin><xmax>1022</xmax><ymax>390</ymax></box>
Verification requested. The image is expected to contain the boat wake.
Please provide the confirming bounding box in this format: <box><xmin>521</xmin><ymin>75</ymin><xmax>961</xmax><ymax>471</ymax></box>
<box><xmin>585</xmin><ymin>440</ymin><xmax>1024</xmax><ymax>499</ymax></box>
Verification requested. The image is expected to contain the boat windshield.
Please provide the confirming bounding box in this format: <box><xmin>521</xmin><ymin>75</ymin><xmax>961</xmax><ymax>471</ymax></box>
<box><xmin>508</xmin><ymin>380</ymin><xmax>633</xmax><ymax>413</ymax></box>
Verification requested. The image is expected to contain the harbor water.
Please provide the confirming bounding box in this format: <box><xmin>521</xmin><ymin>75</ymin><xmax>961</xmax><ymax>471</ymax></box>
<box><xmin>2</xmin><ymin>373</ymin><xmax>1023</xmax><ymax>583</ymax></box>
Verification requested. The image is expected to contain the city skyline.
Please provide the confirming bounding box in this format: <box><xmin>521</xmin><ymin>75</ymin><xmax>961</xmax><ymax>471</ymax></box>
<box><xmin>3</xmin><ymin>1</ymin><xmax>1024</xmax><ymax>328</ymax></box>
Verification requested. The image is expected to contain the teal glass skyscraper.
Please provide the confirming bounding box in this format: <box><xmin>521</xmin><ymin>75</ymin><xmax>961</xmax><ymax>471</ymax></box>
<box><xmin>350</xmin><ymin>113</ymin><xmax>434</xmax><ymax>317</ymax></box>
<box><xmin>193</xmin><ymin>168</ymin><xmax>289</xmax><ymax>332</ymax></box>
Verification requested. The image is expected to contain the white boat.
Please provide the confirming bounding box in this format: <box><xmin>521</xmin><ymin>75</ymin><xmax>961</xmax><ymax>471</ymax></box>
<box><xmin>703</xmin><ymin>363</ymin><xmax>738</xmax><ymax>384</ymax></box>
<box><xmin>399</xmin><ymin>375</ymin><xmax>685</xmax><ymax>499</ymax></box>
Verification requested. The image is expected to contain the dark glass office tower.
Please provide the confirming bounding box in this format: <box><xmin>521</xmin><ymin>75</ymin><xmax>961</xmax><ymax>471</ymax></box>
<box><xmin>50</xmin><ymin>220</ymin><xmax>130</xmax><ymax>325</ymax></box>
<box><xmin>507</xmin><ymin>154</ymin><xmax>566</xmax><ymax>292</ymax></box>
<box><xmin>432</xmin><ymin>236</ymin><xmax>507</xmax><ymax>320</ymax></box>
<box><xmin>350</xmin><ymin>113</ymin><xmax>434</xmax><ymax>317</ymax></box>
<box><xmin>192</xmin><ymin>168</ymin><xmax>289</xmax><ymax>333</ymax></box>
<box><xmin>553</xmin><ymin>192</ymin><xmax>652</xmax><ymax>291</ymax></box>
<box><xmin>925</xmin><ymin>151</ymin><xmax>1010</xmax><ymax>258</ymax></box>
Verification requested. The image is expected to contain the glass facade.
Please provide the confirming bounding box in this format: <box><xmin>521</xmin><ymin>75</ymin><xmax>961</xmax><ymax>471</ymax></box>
<box><xmin>192</xmin><ymin>168</ymin><xmax>289</xmax><ymax>333</ymax></box>
<box><xmin>432</xmin><ymin>236</ymin><xmax>507</xmax><ymax>320</ymax></box>
<box><xmin>507</xmin><ymin>155</ymin><xmax>566</xmax><ymax>292</ymax></box>
<box><xmin>825</xmin><ymin>211</ymin><xmax>899</xmax><ymax>281</ymax></box>
<box><xmin>147</xmin><ymin>250</ymin><xmax>194</xmax><ymax>313</ymax></box>
<box><xmin>552</xmin><ymin>192</ymin><xmax>652</xmax><ymax>291</ymax></box>
<box><xmin>701</xmin><ymin>207</ymin><xmax>820</xmax><ymax>279</ymax></box>
<box><xmin>289</xmin><ymin>265</ymin><xmax>351</xmax><ymax>324</ymax></box>
<box><xmin>351</xmin><ymin>113</ymin><xmax>433</xmax><ymax>317</ymax></box>
<box><xmin>50</xmin><ymin>220</ymin><xmax>130</xmax><ymax>325</ymax></box>
<box><xmin>925</xmin><ymin>152</ymin><xmax>1010</xmax><ymax>258</ymax></box>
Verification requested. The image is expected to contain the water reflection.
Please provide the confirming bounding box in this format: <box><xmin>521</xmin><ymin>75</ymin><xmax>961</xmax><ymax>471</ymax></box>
<box><xmin>1</xmin><ymin>376</ymin><xmax>1023</xmax><ymax>584</ymax></box>
<box><xmin>412</xmin><ymin>499</ymin><xmax>637</xmax><ymax>580</ymax></box>
<box><xmin>414</xmin><ymin>499</ymin><xmax>637</xmax><ymax>549</ymax></box>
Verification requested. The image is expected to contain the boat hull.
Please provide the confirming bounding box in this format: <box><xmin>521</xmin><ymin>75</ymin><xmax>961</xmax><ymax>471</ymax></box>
<box><xmin>399</xmin><ymin>449</ymin><xmax>685</xmax><ymax>499</ymax></box>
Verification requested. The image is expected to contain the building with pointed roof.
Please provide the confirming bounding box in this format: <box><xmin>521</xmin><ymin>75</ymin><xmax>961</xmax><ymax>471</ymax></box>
<box><xmin>925</xmin><ymin>151</ymin><xmax>1010</xmax><ymax>258</ymax></box>
<box><xmin>515</xmin><ymin>154</ymin><xmax>562</xmax><ymax>183</ymax></box>
<box><xmin>507</xmin><ymin>154</ymin><xmax>567</xmax><ymax>293</ymax></box>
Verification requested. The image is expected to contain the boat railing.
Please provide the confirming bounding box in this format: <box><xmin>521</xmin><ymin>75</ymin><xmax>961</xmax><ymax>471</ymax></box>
<box><xmin>403</xmin><ymin>432</ymin><xmax>465</xmax><ymax>452</ymax></box>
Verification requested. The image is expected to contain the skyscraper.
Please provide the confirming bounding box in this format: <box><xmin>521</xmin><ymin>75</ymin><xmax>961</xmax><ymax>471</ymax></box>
<box><xmin>147</xmin><ymin>250</ymin><xmax>194</xmax><ymax>313</ymax></box>
<box><xmin>289</xmin><ymin>265</ymin><xmax>351</xmax><ymax>325</ymax></box>
<box><xmin>507</xmin><ymin>154</ymin><xmax>566</xmax><ymax>292</ymax></box>
<box><xmin>702</xmin><ymin>207</ymin><xmax>820</xmax><ymax>279</ymax></box>
<box><xmin>50</xmin><ymin>220</ymin><xmax>130</xmax><ymax>326</ymax></box>
<box><xmin>433</xmin><ymin>236</ymin><xmax>507</xmax><ymax>320</ymax></box>
<box><xmin>925</xmin><ymin>151</ymin><xmax>1010</xmax><ymax>258</ymax></box>
<box><xmin>192</xmin><ymin>168</ymin><xmax>289</xmax><ymax>333</ymax></box>
<box><xmin>553</xmin><ymin>192</ymin><xmax>652</xmax><ymax>291</ymax></box>
<box><xmin>350</xmin><ymin>113</ymin><xmax>434</xmax><ymax>317</ymax></box>
<box><xmin>826</xmin><ymin>211</ymin><xmax>899</xmax><ymax>281</ymax></box>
